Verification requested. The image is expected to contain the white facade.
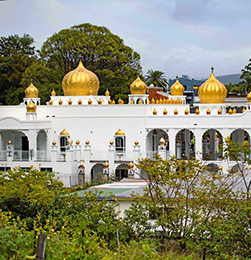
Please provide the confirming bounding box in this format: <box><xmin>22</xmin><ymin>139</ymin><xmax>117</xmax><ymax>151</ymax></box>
<box><xmin>0</xmin><ymin>93</ymin><xmax>250</xmax><ymax>187</ymax></box>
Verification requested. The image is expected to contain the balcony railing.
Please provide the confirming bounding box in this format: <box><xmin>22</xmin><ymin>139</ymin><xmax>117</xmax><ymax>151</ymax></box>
<box><xmin>13</xmin><ymin>150</ymin><xmax>29</xmax><ymax>161</ymax></box>
<box><xmin>35</xmin><ymin>151</ymin><xmax>51</xmax><ymax>162</ymax></box>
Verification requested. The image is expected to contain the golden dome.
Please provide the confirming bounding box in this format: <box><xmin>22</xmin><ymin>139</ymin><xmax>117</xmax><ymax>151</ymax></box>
<box><xmin>198</xmin><ymin>68</ymin><xmax>227</xmax><ymax>103</ymax></box>
<box><xmin>130</xmin><ymin>75</ymin><xmax>147</xmax><ymax>95</ymax></box>
<box><xmin>68</xmin><ymin>99</ymin><xmax>72</xmax><ymax>105</ymax></box>
<box><xmin>195</xmin><ymin>108</ymin><xmax>200</xmax><ymax>115</ymax></box>
<box><xmin>206</xmin><ymin>108</ymin><xmax>211</xmax><ymax>115</ymax></box>
<box><xmin>184</xmin><ymin>108</ymin><xmax>189</xmax><ymax>115</ymax></box>
<box><xmin>88</xmin><ymin>99</ymin><xmax>92</xmax><ymax>105</ymax></box>
<box><xmin>247</xmin><ymin>91</ymin><xmax>251</xmax><ymax>102</ymax></box>
<box><xmin>170</xmin><ymin>77</ymin><xmax>185</xmax><ymax>96</ymax></box>
<box><xmin>58</xmin><ymin>99</ymin><xmax>63</xmax><ymax>105</ymax></box>
<box><xmin>218</xmin><ymin>108</ymin><xmax>222</xmax><ymax>115</ymax></box>
<box><xmin>60</xmin><ymin>129</ymin><xmax>70</xmax><ymax>136</ymax></box>
<box><xmin>159</xmin><ymin>137</ymin><xmax>165</xmax><ymax>146</ymax></box>
<box><xmin>76</xmin><ymin>140</ymin><xmax>80</xmax><ymax>145</ymax></box>
<box><xmin>110</xmin><ymin>140</ymin><xmax>114</xmax><ymax>145</ymax></box>
<box><xmin>62</xmin><ymin>61</ymin><xmax>99</xmax><ymax>96</ymax></box>
<box><xmin>78</xmin><ymin>99</ymin><xmax>82</xmax><ymax>105</ymax></box>
<box><xmin>52</xmin><ymin>140</ymin><xmax>56</xmax><ymax>146</ymax></box>
<box><xmin>128</xmin><ymin>161</ymin><xmax>134</xmax><ymax>170</ymax></box>
<box><xmin>108</xmin><ymin>99</ymin><xmax>112</xmax><ymax>104</ymax></box>
<box><xmin>228</xmin><ymin>108</ymin><xmax>233</xmax><ymax>115</ymax></box>
<box><xmin>26</xmin><ymin>101</ymin><xmax>37</xmax><ymax>113</ymax></box>
<box><xmin>118</xmin><ymin>98</ymin><xmax>124</xmax><ymax>104</ymax></box>
<box><xmin>134</xmin><ymin>140</ymin><xmax>139</xmax><ymax>145</ymax></box>
<box><xmin>85</xmin><ymin>140</ymin><xmax>90</xmax><ymax>145</ymax></box>
<box><xmin>104</xmin><ymin>161</ymin><xmax>109</xmax><ymax>169</ymax></box>
<box><xmin>151</xmin><ymin>98</ymin><xmax>155</xmax><ymax>104</ymax></box>
<box><xmin>153</xmin><ymin>108</ymin><xmax>157</xmax><ymax>115</ymax></box>
<box><xmin>25</xmin><ymin>82</ymin><xmax>39</xmax><ymax>98</ymax></box>
<box><xmin>8</xmin><ymin>140</ymin><xmax>12</xmax><ymax>145</ymax></box>
<box><xmin>174</xmin><ymin>108</ymin><xmax>178</xmax><ymax>115</ymax></box>
<box><xmin>163</xmin><ymin>108</ymin><xmax>167</xmax><ymax>115</ymax></box>
<box><xmin>242</xmin><ymin>107</ymin><xmax>246</xmax><ymax>113</ymax></box>
<box><xmin>51</xmin><ymin>89</ymin><xmax>56</xmax><ymax>96</ymax></box>
<box><xmin>233</xmin><ymin>108</ymin><xmax>236</xmax><ymax>114</ymax></box>
<box><xmin>105</xmin><ymin>89</ymin><xmax>110</xmax><ymax>96</ymax></box>
<box><xmin>49</xmin><ymin>99</ymin><xmax>53</xmax><ymax>105</ymax></box>
<box><xmin>115</xmin><ymin>129</ymin><xmax>125</xmax><ymax>136</ymax></box>
<box><xmin>111</xmin><ymin>100</ymin><xmax>115</xmax><ymax>105</ymax></box>
<box><xmin>98</xmin><ymin>98</ymin><xmax>102</xmax><ymax>105</ymax></box>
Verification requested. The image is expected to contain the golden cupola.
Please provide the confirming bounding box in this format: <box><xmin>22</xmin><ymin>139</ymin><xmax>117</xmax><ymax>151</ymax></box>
<box><xmin>130</xmin><ymin>74</ymin><xmax>147</xmax><ymax>95</ymax></box>
<box><xmin>247</xmin><ymin>91</ymin><xmax>251</xmax><ymax>103</ymax></box>
<box><xmin>26</xmin><ymin>101</ymin><xmax>37</xmax><ymax>113</ymax></box>
<box><xmin>170</xmin><ymin>76</ymin><xmax>185</xmax><ymax>96</ymax></box>
<box><xmin>198</xmin><ymin>68</ymin><xmax>227</xmax><ymax>104</ymax></box>
<box><xmin>25</xmin><ymin>82</ymin><xmax>39</xmax><ymax>98</ymax></box>
<box><xmin>62</xmin><ymin>61</ymin><xmax>99</xmax><ymax>96</ymax></box>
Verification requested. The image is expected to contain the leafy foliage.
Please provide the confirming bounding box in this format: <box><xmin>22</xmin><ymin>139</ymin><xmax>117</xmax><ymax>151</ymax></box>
<box><xmin>145</xmin><ymin>69</ymin><xmax>168</xmax><ymax>90</ymax></box>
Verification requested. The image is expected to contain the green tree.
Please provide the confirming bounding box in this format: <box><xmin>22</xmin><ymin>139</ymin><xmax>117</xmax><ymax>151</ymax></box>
<box><xmin>41</xmin><ymin>23</ymin><xmax>141</xmax><ymax>100</ymax></box>
<box><xmin>0</xmin><ymin>34</ymin><xmax>37</xmax><ymax>105</ymax></box>
<box><xmin>145</xmin><ymin>69</ymin><xmax>168</xmax><ymax>90</ymax></box>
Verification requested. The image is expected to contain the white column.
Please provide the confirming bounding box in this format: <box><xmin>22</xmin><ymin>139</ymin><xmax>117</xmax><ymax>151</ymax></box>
<box><xmin>168</xmin><ymin>129</ymin><xmax>177</xmax><ymax>157</ymax></box>
<box><xmin>84</xmin><ymin>144</ymin><xmax>91</xmax><ymax>182</ymax></box>
<box><xmin>195</xmin><ymin>130</ymin><xmax>203</xmax><ymax>160</ymax></box>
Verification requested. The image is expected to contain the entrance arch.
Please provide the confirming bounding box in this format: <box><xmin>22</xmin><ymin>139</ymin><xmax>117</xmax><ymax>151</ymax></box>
<box><xmin>91</xmin><ymin>163</ymin><xmax>104</xmax><ymax>182</ymax></box>
<box><xmin>115</xmin><ymin>163</ymin><xmax>129</xmax><ymax>180</ymax></box>
<box><xmin>146</xmin><ymin>129</ymin><xmax>169</xmax><ymax>158</ymax></box>
<box><xmin>202</xmin><ymin>129</ymin><xmax>223</xmax><ymax>161</ymax></box>
<box><xmin>175</xmin><ymin>129</ymin><xmax>195</xmax><ymax>160</ymax></box>
<box><xmin>36</xmin><ymin>130</ymin><xmax>47</xmax><ymax>160</ymax></box>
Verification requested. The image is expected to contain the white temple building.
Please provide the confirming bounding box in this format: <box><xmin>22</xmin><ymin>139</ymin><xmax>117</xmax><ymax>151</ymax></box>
<box><xmin>0</xmin><ymin>62</ymin><xmax>250</xmax><ymax>187</ymax></box>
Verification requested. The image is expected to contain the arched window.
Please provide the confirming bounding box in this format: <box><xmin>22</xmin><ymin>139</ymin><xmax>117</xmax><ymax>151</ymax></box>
<box><xmin>59</xmin><ymin>129</ymin><xmax>70</xmax><ymax>152</ymax></box>
<box><xmin>114</xmin><ymin>129</ymin><xmax>126</xmax><ymax>153</ymax></box>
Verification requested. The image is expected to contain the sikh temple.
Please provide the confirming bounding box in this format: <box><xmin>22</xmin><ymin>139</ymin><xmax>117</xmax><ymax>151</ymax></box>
<box><xmin>0</xmin><ymin>61</ymin><xmax>250</xmax><ymax>187</ymax></box>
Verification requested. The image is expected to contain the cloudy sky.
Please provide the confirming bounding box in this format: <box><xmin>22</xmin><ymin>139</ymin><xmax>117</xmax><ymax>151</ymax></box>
<box><xmin>0</xmin><ymin>0</ymin><xmax>250</xmax><ymax>79</ymax></box>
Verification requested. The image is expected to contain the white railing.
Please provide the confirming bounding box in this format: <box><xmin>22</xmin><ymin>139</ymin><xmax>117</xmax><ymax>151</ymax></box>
<box><xmin>145</xmin><ymin>150</ymin><xmax>170</xmax><ymax>159</ymax></box>
<box><xmin>114</xmin><ymin>152</ymin><xmax>134</xmax><ymax>161</ymax></box>
<box><xmin>0</xmin><ymin>150</ymin><xmax>7</xmax><ymax>161</ymax></box>
<box><xmin>35</xmin><ymin>151</ymin><xmax>51</xmax><ymax>162</ymax></box>
<box><xmin>13</xmin><ymin>150</ymin><xmax>29</xmax><ymax>161</ymax></box>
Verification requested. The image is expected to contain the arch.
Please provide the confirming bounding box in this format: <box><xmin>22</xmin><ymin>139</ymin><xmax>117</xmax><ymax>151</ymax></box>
<box><xmin>230</xmin><ymin>129</ymin><xmax>250</xmax><ymax>160</ymax></box>
<box><xmin>115</xmin><ymin>163</ymin><xmax>129</xmax><ymax>181</ymax></box>
<box><xmin>136</xmin><ymin>98</ymin><xmax>142</xmax><ymax>104</ymax></box>
<box><xmin>146</xmin><ymin>129</ymin><xmax>169</xmax><ymax>158</ymax></box>
<box><xmin>0</xmin><ymin>130</ymin><xmax>29</xmax><ymax>161</ymax></box>
<box><xmin>36</xmin><ymin>130</ymin><xmax>47</xmax><ymax>161</ymax></box>
<box><xmin>175</xmin><ymin>129</ymin><xmax>195</xmax><ymax>160</ymax></box>
<box><xmin>91</xmin><ymin>163</ymin><xmax>104</xmax><ymax>182</ymax></box>
<box><xmin>202</xmin><ymin>129</ymin><xmax>223</xmax><ymax>161</ymax></box>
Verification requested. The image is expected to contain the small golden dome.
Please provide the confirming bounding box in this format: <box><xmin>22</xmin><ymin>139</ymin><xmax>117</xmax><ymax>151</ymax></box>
<box><xmin>151</xmin><ymin>98</ymin><xmax>155</xmax><ymax>104</ymax></box>
<box><xmin>112</xmin><ymin>100</ymin><xmax>115</xmax><ymax>105</ymax></box>
<box><xmin>206</xmin><ymin>108</ymin><xmax>211</xmax><ymax>115</ymax></box>
<box><xmin>247</xmin><ymin>91</ymin><xmax>251</xmax><ymax>102</ymax></box>
<box><xmin>153</xmin><ymin>108</ymin><xmax>157</xmax><ymax>115</ymax></box>
<box><xmin>128</xmin><ymin>161</ymin><xmax>134</xmax><ymax>170</ymax></box>
<box><xmin>195</xmin><ymin>108</ymin><xmax>200</xmax><ymax>115</ymax></box>
<box><xmin>218</xmin><ymin>108</ymin><xmax>222</xmax><ymax>115</ymax></box>
<box><xmin>58</xmin><ymin>99</ymin><xmax>63</xmax><ymax>105</ymax></box>
<box><xmin>66</xmin><ymin>138</ymin><xmax>71</xmax><ymax>145</ymax></box>
<box><xmin>218</xmin><ymin>165</ymin><xmax>223</xmax><ymax>171</ymax></box>
<box><xmin>242</xmin><ymin>107</ymin><xmax>246</xmax><ymax>113</ymax></box>
<box><xmin>98</xmin><ymin>98</ymin><xmax>102</xmax><ymax>105</ymax></box>
<box><xmin>118</xmin><ymin>98</ymin><xmax>124</xmax><ymax>104</ymax></box>
<box><xmin>198</xmin><ymin>68</ymin><xmax>227</xmax><ymax>103</ymax></box>
<box><xmin>85</xmin><ymin>140</ymin><xmax>90</xmax><ymax>145</ymax></box>
<box><xmin>174</xmin><ymin>108</ymin><xmax>178</xmax><ymax>115</ymax></box>
<box><xmin>115</xmin><ymin>129</ymin><xmax>125</xmax><ymax>136</ymax></box>
<box><xmin>49</xmin><ymin>99</ymin><xmax>53</xmax><ymax>105</ymax></box>
<box><xmin>159</xmin><ymin>98</ymin><xmax>163</xmax><ymax>104</ymax></box>
<box><xmin>184</xmin><ymin>108</ymin><xmax>189</xmax><ymax>115</ymax></box>
<box><xmin>110</xmin><ymin>140</ymin><xmax>114</xmax><ymax>145</ymax></box>
<box><xmin>26</xmin><ymin>101</ymin><xmax>37</xmax><ymax>113</ymax></box>
<box><xmin>170</xmin><ymin>77</ymin><xmax>185</xmax><ymax>96</ymax></box>
<box><xmin>78</xmin><ymin>99</ymin><xmax>82</xmax><ymax>105</ymax></box>
<box><xmin>228</xmin><ymin>108</ymin><xmax>233</xmax><ymax>115</ymax></box>
<box><xmin>159</xmin><ymin>137</ymin><xmax>165</xmax><ymax>146</ymax></box>
<box><xmin>68</xmin><ymin>99</ymin><xmax>72</xmax><ymax>105</ymax></box>
<box><xmin>105</xmin><ymin>89</ymin><xmax>110</xmax><ymax>96</ymax></box>
<box><xmin>76</xmin><ymin>140</ymin><xmax>80</xmax><ymax>145</ymax></box>
<box><xmin>156</xmin><ymin>100</ymin><xmax>159</xmax><ymax>104</ymax></box>
<box><xmin>88</xmin><ymin>98</ymin><xmax>92</xmax><ymax>105</ymax></box>
<box><xmin>60</xmin><ymin>129</ymin><xmax>70</xmax><ymax>136</ymax></box>
<box><xmin>104</xmin><ymin>161</ymin><xmax>109</xmax><ymax>169</ymax></box>
<box><xmin>25</xmin><ymin>82</ymin><xmax>39</xmax><ymax>98</ymax></box>
<box><xmin>8</xmin><ymin>140</ymin><xmax>12</xmax><ymax>145</ymax></box>
<box><xmin>138</xmin><ymin>99</ymin><xmax>142</xmax><ymax>104</ymax></box>
<box><xmin>51</xmin><ymin>89</ymin><xmax>56</xmax><ymax>96</ymax></box>
<box><xmin>233</xmin><ymin>108</ymin><xmax>236</xmax><ymax>114</ymax></box>
<box><xmin>108</xmin><ymin>99</ymin><xmax>112</xmax><ymax>104</ymax></box>
<box><xmin>134</xmin><ymin>140</ymin><xmax>139</xmax><ymax>145</ymax></box>
<box><xmin>52</xmin><ymin>140</ymin><xmax>56</xmax><ymax>146</ymax></box>
<box><xmin>163</xmin><ymin>108</ymin><xmax>167</xmax><ymax>115</ymax></box>
<box><xmin>62</xmin><ymin>61</ymin><xmax>99</xmax><ymax>96</ymax></box>
<box><xmin>130</xmin><ymin>75</ymin><xmax>147</xmax><ymax>95</ymax></box>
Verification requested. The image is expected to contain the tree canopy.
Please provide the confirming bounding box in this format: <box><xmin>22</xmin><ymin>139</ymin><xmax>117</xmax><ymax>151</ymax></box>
<box><xmin>145</xmin><ymin>69</ymin><xmax>168</xmax><ymax>90</ymax></box>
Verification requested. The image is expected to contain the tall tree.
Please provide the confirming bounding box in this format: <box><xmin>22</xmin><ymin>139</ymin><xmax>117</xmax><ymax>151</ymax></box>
<box><xmin>145</xmin><ymin>69</ymin><xmax>168</xmax><ymax>90</ymax></box>
<box><xmin>0</xmin><ymin>34</ymin><xmax>37</xmax><ymax>105</ymax></box>
<box><xmin>40</xmin><ymin>23</ymin><xmax>141</xmax><ymax>101</ymax></box>
<box><xmin>239</xmin><ymin>58</ymin><xmax>251</xmax><ymax>93</ymax></box>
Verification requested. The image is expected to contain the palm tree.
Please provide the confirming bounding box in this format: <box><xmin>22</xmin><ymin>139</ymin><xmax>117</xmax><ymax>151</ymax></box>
<box><xmin>239</xmin><ymin>59</ymin><xmax>251</xmax><ymax>94</ymax></box>
<box><xmin>145</xmin><ymin>69</ymin><xmax>168</xmax><ymax>90</ymax></box>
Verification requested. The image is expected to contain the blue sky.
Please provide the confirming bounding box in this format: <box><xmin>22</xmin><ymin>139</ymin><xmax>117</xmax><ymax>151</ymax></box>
<box><xmin>0</xmin><ymin>0</ymin><xmax>250</xmax><ymax>79</ymax></box>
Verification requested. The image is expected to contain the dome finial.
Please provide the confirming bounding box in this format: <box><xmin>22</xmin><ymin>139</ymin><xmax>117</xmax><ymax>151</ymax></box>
<box><xmin>176</xmin><ymin>75</ymin><xmax>178</xmax><ymax>80</ymax></box>
<box><xmin>130</xmin><ymin>74</ymin><xmax>147</xmax><ymax>95</ymax></box>
<box><xmin>211</xmin><ymin>66</ymin><xmax>214</xmax><ymax>73</ymax></box>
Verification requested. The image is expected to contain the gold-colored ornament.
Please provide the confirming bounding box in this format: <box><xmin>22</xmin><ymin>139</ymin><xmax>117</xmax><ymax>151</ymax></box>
<box><xmin>163</xmin><ymin>108</ymin><xmax>167</xmax><ymax>115</ymax></box>
<box><xmin>218</xmin><ymin>108</ymin><xmax>222</xmax><ymax>115</ymax></box>
<box><xmin>58</xmin><ymin>99</ymin><xmax>63</xmax><ymax>105</ymax></box>
<box><xmin>228</xmin><ymin>108</ymin><xmax>233</xmax><ymax>115</ymax></box>
<box><xmin>159</xmin><ymin>137</ymin><xmax>165</xmax><ymax>146</ymax></box>
<box><xmin>78</xmin><ymin>99</ymin><xmax>82</xmax><ymax>105</ymax></box>
<box><xmin>88</xmin><ymin>99</ymin><xmax>92</xmax><ymax>105</ymax></box>
<box><xmin>138</xmin><ymin>99</ymin><xmax>142</xmax><ymax>104</ymax></box>
<box><xmin>233</xmin><ymin>108</ymin><xmax>236</xmax><ymax>114</ymax></box>
<box><xmin>49</xmin><ymin>99</ymin><xmax>53</xmax><ymax>105</ymax></box>
<box><xmin>52</xmin><ymin>140</ymin><xmax>56</xmax><ymax>146</ymax></box>
<box><xmin>128</xmin><ymin>161</ymin><xmax>134</xmax><ymax>170</ymax></box>
<box><xmin>115</xmin><ymin>129</ymin><xmax>125</xmax><ymax>136</ymax></box>
<box><xmin>153</xmin><ymin>108</ymin><xmax>157</xmax><ymax>115</ymax></box>
<box><xmin>105</xmin><ymin>89</ymin><xmax>110</xmax><ymax>96</ymax></box>
<box><xmin>130</xmin><ymin>75</ymin><xmax>147</xmax><ymax>94</ymax></box>
<box><xmin>98</xmin><ymin>98</ymin><xmax>102</xmax><ymax>105</ymax></box>
<box><xmin>134</xmin><ymin>140</ymin><xmax>139</xmax><ymax>145</ymax></box>
<box><xmin>112</xmin><ymin>100</ymin><xmax>115</xmax><ymax>105</ymax></box>
<box><xmin>206</xmin><ymin>108</ymin><xmax>211</xmax><ymax>115</ymax></box>
<box><xmin>174</xmin><ymin>108</ymin><xmax>178</xmax><ymax>115</ymax></box>
<box><xmin>104</xmin><ymin>161</ymin><xmax>109</xmax><ymax>169</ymax></box>
<box><xmin>8</xmin><ymin>140</ymin><xmax>12</xmax><ymax>145</ymax></box>
<box><xmin>184</xmin><ymin>108</ymin><xmax>189</xmax><ymax>115</ymax></box>
<box><xmin>51</xmin><ymin>89</ymin><xmax>56</xmax><ymax>96</ymax></box>
<box><xmin>170</xmin><ymin>77</ymin><xmax>185</xmax><ymax>96</ymax></box>
<box><xmin>60</xmin><ymin>129</ymin><xmax>70</xmax><ymax>136</ymax></box>
<box><xmin>195</xmin><ymin>108</ymin><xmax>200</xmax><ymax>115</ymax></box>
<box><xmin>76</xmin><ymin>140</ymin><xmax>80</xmax><ymax>145</ymax></box>
<box><xmin>26</xmin><ymin>101</ymin><xmax>37</xmax><ymax>113</ymax></box>
<box><xmin>68</xmin><ymin>99</ymin><xmax>72</xmax><ymax>105</ymax></box>
<box><xmin>109</xmin><ymin>140</ymin><xmax>114</xmax><ymax>145</ymax></box>
<box><xmin>85</xmin><ymin>140</ymin><xmax>90</xmax><ymax>145</ymax></box>
<box><xmin>108</xmin><ymin>99</ymin><xmax>112</xmax><ymax>104</ymax></box>
<box><xmin>151</xmin><ymin>98</ymin><xmax>155</xmax><ymax>104</ymax></box>
<box><xmin>25</xmin><ymin>81</ymin><xmax>39</xmax><ymax>98</ymax></box>
<box><xmin>242</xmin><ymin>107</ymin><xmax>246</xmax><ymax>113</ymax></box>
